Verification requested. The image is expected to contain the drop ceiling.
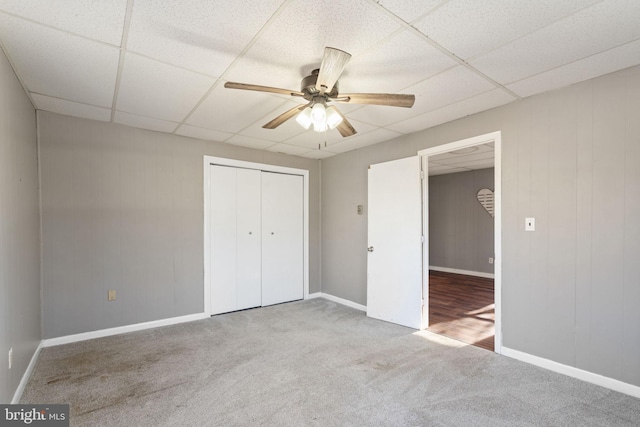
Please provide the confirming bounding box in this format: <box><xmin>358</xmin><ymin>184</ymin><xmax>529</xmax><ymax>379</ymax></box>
<box><xmin>428</xmin><ymin>143</ymin><xmax>494</xmax><ymax>176</ymax></box>
<box><xmin>0</xmin><ymin>0</ymin><xmax>638</xmax><ymax>159</ymax></box>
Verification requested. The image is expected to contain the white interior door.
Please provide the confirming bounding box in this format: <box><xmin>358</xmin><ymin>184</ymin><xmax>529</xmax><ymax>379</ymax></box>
<box><xmin>261</xmin><ymin>172</ymin><xmax>303</xmax><ymax>306</ymax></box>
<box><xmin>210</xmin><ymin>165</ymin><xmax>238</xmax><ymax>315</ymax></box>
<box><xmin>236</xmin><ymin>168</ymin><xmax>262</xmax><ymax>310</ymax></box>
<box><xmin>367</xmin><ymin>156</ymin><xmax>423</xmax><ymax>329</ymax></box>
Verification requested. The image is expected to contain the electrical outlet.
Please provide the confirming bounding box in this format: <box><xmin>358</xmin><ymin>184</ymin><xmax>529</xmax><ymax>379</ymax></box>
<box><xmin>108</xmin><ymin>290</ymin><xmax>116</xmax><ymax>301</ymax></box>
<box><xmin>357</xmin><ymin>205</ymin><xmax>363</xmax><ymax>215</ymax></box>
<box><xmin>525</xmin><ymin>217</ymin><xmax>535</xmax><ymax>231</ymax></box>
<box><xmin>8</xmin><ymin>347</ymin><xmax>12</xmax><ymax>370</ymax></box>
<box><xmin>489</xmin><ymin>257</ymin><xmax>494</xmax><ymax>264</ymax></box>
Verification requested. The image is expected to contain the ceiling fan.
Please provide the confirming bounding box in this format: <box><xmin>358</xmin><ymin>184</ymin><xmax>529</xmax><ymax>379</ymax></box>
<box><xmin>224</xmin><ymin>47</ymin><xmax>415</xmax><ymax>137</ymax></box>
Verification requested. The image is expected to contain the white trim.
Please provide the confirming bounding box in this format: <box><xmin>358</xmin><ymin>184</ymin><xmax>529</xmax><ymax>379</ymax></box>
<box><xmin>11</xmin><ymin>341</ymin><xmax>43</xmax><ymax>404</ymax></box>
<box><xmin>203</xmin><ymin>156</ymin><xmax>310</xmax><ymax>316</ymax></box>
<box><xmin>418</xmin><ymin>131</ymin><xmax>502</xmax><ymax>354</ymax></box>
<box><xmin>429</xmin><ymin>266</ymin><xmax>495</xmax><ymax>279</ymax></box>
<box><xmin>42</xmin><ymin>313</ymin><xmax>208</xmax><ymax>348</ymax></box>
<box><xmin>308</xmin><ymin>292</ymin><xmax>367</xmax><ymax>312</ymax></box>
<box><xmin>502</xmin><ymin>347</ymin><xmax>640</xmax><ymax>399</ymax></box>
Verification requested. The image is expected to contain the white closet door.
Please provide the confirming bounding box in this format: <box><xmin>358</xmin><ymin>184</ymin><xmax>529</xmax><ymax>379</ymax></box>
<box><xmin>261</xmin><ymin>172</ymin><xmax>303</xmax><ymax>306</ymax></box>
<box><xmin>210</xmin><ymin>165</ymin><xmax>237</xmax><ymax>315</ymax></box>
<box><xmin>236</xmin><ymin>168</ymin><xmax>261</xmax><ymax>310</ymax></box>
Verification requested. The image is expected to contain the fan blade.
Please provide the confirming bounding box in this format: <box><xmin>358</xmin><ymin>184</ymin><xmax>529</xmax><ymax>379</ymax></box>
<box><xmin>336</xmin><ymin>93</ymin><xmax>415</xmax><ymax>108</ymax></box>
<box><xmin>333</xmin><ymin>107</ymin><xmax>357</xmax><ymax>137</ymax></box>
<box><xmin>316</xmin><ymin>47</ymin><xmax>351</xmax><ymax>94</ymax></box>
<box><xmin>263</xmin><ymin>104</ymin><xmax>308</xmax><ymax>129</ymax></box>
<box><xmin>225</xmin><ymin>81</ymin><xmax>303</xmax><ymax>97</ymax></box>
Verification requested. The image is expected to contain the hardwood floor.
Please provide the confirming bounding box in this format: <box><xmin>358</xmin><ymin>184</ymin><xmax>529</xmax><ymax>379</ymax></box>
<box><xmin>428</xmin><ymin>270</ymin><xmax>495</xmax><ymax>351</ymax></box>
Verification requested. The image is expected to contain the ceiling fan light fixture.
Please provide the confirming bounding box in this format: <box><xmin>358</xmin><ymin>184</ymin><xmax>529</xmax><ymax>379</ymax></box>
<box><xmin>310</xmin><ymin>102</ymin><xmax>326</xmax><ymax>125</ymax></box>
<box><xmin>313</xmin><ymin>120</ymin><xmax>328</xmax><ymax>132</ymax></box>
<box><xmin>326</xmin><ymin>106</ymin><xmax>343</xmax><ymax>129</ymax></box>
<box><xmin>295</xmin><ymin>107</ymin><xmax>312</xmax><ymax>129</ymax></box>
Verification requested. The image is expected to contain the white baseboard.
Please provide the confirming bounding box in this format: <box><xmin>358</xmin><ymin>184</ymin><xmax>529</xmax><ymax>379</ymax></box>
<box><xmin>11</xmin><ymin>341</ymin><xmax>43</xmax><ymax>404</ymax></box>
<box><xmin>429</xmin><ymin>266</ymin><xmax>495</xmax><ymax>279</ymax></box>
<box><xmin>502</xmin><ymin>346</ymin><xmax>640</xmax><ymax>399</ymax></box>
<box><xmin>307</xmin><ymin>292</ymin><xmax>366</xmax><ymax>312</ymax></box>
<box><xmin>42</xmin><ymin>312</ymin><xmax>209</xmax><ymax>348</ymax></box>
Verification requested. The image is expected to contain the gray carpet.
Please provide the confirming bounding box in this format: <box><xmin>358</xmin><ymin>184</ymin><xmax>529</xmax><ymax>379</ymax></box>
<box><xmin>21</xmin><ymin>299</ymin><xmax>640</xmax><ymax>426</ymax></box>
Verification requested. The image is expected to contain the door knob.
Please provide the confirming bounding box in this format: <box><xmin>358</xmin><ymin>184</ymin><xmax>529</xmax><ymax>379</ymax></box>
<box><xmin>368</xmin><ymin>246</ymin><xmax>374</xmax><ymax>252</ymax></box>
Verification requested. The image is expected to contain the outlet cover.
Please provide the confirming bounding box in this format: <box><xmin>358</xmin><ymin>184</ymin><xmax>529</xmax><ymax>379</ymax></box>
<box><xmin>525</xmin><ymin>217</ymin><xmax>535</xmax><ymax>231</ymax></box>
<box><xmin>108</xmin><ymin>290</ymin><xmax>116</xmax><ymax>301</ymax></box>
<box><xmin>489</xmin><ymin>257</ymin><xmax>494</xmax><ymax>264</ymax></box>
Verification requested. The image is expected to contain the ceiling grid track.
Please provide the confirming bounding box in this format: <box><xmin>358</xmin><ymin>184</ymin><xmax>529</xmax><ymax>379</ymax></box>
<box><xmin>110</xmin><ymin>0</ymin><xmax>135</xmax><ymax>123</ymax></box>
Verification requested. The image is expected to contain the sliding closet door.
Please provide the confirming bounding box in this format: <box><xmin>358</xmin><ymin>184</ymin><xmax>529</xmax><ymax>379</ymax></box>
<box><xmin>210</xmin><ymin>166</ymin><xmax>261</xmax><ymax>315</ymax></box>
<box><xmin>261</xmin><ymin>172</ymin><xmax>304</xmax><ymax>306</ymax></box>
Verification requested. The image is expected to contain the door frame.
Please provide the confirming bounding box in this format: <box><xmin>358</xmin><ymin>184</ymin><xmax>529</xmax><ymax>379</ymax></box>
<box><xmin>203</xmin><ymin>156</ymin><xmax>309</xmax><ymax>316</ymax></box>
<box><xmin>418</xmin><ymin>131</ymin><xmax>502</xmax><ymax>354</ymax></box>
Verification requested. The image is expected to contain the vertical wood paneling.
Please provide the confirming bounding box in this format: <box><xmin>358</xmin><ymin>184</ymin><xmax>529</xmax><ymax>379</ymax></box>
<box><xmin>589</xmin><ymin>73</ymin><xmax>626</xmax><ymax>380</ymax></box>
<box><xmin>623</xmin><ymin>68</ymin><xmax>640</xmax><ymax>384</ymax></box>
<box><xmin>545</xmin><ymin>88</ymin><xmax>577</xmax><ymax>366</ymax></box>
<box><xmin>0</xmin><ymin>49</ymin><xmax>39</xmax><ymax>402</ymax></box>
<box><xmin>428</xmin><ymin>168</ymin><xmax>494</xmax><ymax>274</ymax></box>
<box><xmin>527</xmin><ymin>96</ymin><xmax>551</xmax><ymax>356</ymax></box>
<box><xmin>574</xmin><ymin>81</ymin><xmax>594</xmax><ymax>371</ymax></box>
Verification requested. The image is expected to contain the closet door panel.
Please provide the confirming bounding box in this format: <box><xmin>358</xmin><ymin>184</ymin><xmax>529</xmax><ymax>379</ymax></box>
<box><xmin>210</xmin><ymin>165</ymin><xmax>237</xmax><ymax>315</ymax></box>
<box><xmin>261</xmin><ymin>172</ymin><xmax>304</xmax><ymax>306</ymax></box>
<box><xmin>236</xmin><ymin>168</ymin><xmax>262</xmax><ymax>310</ymax></box>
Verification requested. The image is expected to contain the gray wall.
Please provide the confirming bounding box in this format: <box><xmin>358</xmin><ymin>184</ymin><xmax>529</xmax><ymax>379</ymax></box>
<box><xmin>429</xmin><ymin>168</ymin><xmax>494</xmax><ymax>274</ymax></box>
<box><xmin>321</xmin><ymin>65</ymin><xmax>640</xmax><ymax>388</ymax></box>
<box><xmin>0</xmin><ymin>49</ymin><xmax>40</xmax><ymax>402</ymax></box>
<box><xmin>38</xmin><ymin>112</ymin><xmax>320</xmax><ymax>339</ymax></box>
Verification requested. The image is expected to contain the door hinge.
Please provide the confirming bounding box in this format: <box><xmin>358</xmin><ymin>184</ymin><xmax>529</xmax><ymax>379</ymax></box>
<box><xmin>421</xmin><ymin>235</ymin><xmax>425</xmax><ymax>243</ymax></box>
<box><xmin>420</xmin><ymin>170</ymin><xmax>424</xmax><ymax>179</ymax></box>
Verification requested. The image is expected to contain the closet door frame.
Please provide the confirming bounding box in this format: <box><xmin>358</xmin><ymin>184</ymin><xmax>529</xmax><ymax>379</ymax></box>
<box><xmin>203</xmin><ymin>156</ymin><xmax>309</xmax><ymax>316</ymax></box>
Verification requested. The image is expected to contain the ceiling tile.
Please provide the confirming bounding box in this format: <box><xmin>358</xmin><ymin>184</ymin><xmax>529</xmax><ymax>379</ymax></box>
<box><xmin>126</xmin><ymin>0</ymin><xmax>285</xmax><ymax>76</ymax></box>
<box><xmin>32</xmin><ymin>93</ymin><xmax>111</xmax><ymax>122</ymax></box>
<box><xmin>388</xmin><ymin>88</ymin><xmax>515</xmax><ymax>134</ymax></box>
<box><xmin>428</xmin><ymin>166</ymin><xmax>470</xmax><ymax>176</ymax></box>
<box><xmin>226</xmin><ymin>135</ymin><xmax>277</xmax><ymax>150</ymax></box>
<box><xmin>266</xmin><ymin>143</ymin><xmax>312</xmax><ymax>156</ymax></box>
<box><xmin>186</xmin><ymin>82</ymin><xmax>287</xmax><ymax>133</ymax></box>
<box><xmin>116</xmin><ymin>53</ymin><xmax>215</xmax><ymax>122</ymax></box>
<box><xmin>175</xmin><ymin>124</ymin><xmax>233</xmax><ymax>142</ymax></box>
<box><xmin>376</xmin><ymin>0</ymin><xmax>446</xmax><ymax>23</ymax></box>
<box><xmin>414</xmin><ymin>0</ymin><xmax>600</xmax><ymax>60</ymax></box>
<box><xmin>469</xmin><ymin>0</ymin><xmax>640</xmax><ymax>84</ymax></box>
<box><xmin>348</xmin><ymin>66</ymin><xmax>495</xmax><ymax>127</ymax></box>
<box><xmin>302</xmin><ymin>149</ymin><xmax>336</xmax><ymax>159</ymax></box>
<box><xmin>325</xmin><ymin>128</ymin><xmax>402</xmax><ymax>154</ymax></box>
<box><xmin>114</xmin><ymin>111</ymin><xmax>178</xmax><ymax>133</ymax></box>
<box><xmin>507</xmin><ymin>39</ymin><xmax>640</xmax><ymax>98</ymax></box>
<box><xmin>343</xmin><ymin>29</ymin><xmax>457</xmax><ymax>93</ymax></box>
<box><xmin>0</xmin><ymin>14</ymin><xmax>119</xmax><ymax>107</ymax></box>
<box><xmin>0</xmin><ymin>0</ymin><xmax>127</xmax><ymax>45</ymax></box>
<box><xmin>225</xmin><ymin>0</ymin><xmax>401</xmax><ymax>89</ymax></box>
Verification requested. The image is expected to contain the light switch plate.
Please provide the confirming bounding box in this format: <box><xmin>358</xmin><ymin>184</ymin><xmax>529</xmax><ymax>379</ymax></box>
<box><xmin>525</xmin><ymin>217</ymin><xmax>535</xmax><ymax>231</ymax></box>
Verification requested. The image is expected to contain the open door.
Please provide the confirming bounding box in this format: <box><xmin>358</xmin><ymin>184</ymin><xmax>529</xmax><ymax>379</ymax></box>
<box><xmin>367</xmin><ymin>156</ymin><xmax>423</xmax><ymax>329</ymax></box>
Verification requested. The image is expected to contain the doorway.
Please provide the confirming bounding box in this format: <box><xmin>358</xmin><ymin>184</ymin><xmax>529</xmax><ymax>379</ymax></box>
<box><xmin>418</xmin><ymin>131</ymin><xmax>502</xmax><ymax>353</ymax></box>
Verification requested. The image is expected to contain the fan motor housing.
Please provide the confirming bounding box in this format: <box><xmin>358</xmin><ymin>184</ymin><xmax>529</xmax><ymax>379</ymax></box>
<box><xmin>300</xmin><ymin>69</ymin><xmax>339</xmax><ymax>101</ymax></box>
